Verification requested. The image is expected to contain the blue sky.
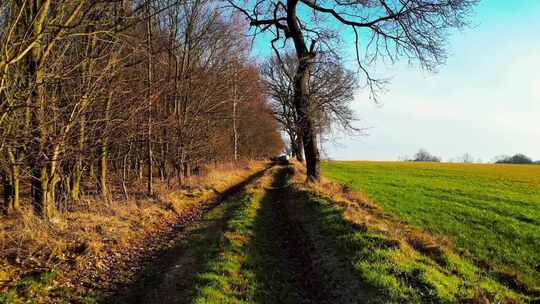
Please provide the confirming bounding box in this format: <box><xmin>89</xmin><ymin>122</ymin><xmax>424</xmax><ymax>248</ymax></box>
<box><xmin>251</xmin><ymin>1</ymin><xmax>540</xmax><ymax>162</ymax></box>
<box><xmin>321</xmin><ymin>1</ymin><xmax>540</xmax><ymax>161</ymax></box>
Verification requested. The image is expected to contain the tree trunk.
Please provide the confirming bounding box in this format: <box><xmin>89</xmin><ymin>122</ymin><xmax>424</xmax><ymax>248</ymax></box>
<box><xmin>98</xmin><ymin>92</ymin><xmax>112</xmax><ymax>201</ymax></box>
<box><xmin>3</xmin><ymin>148</ymin><xmax>20</xmax><ymax>213</ymax></box>
<box><xmin>122</xmin><ymin>144</ymin><xmax>130</xmax><ymax>201</ymax></box>
<box><xmin>98</xmin><ymin>143</ymin><xmax>108</xmax><ymax>201</ymax></box>
<box><xmin>71</xmin><ymin>115</ymin><xmax>84</xmax><ymax>203</ymax></box>
<box><xmin>183</xmin><ymin>162</ymin><xmax>190</xmax><ymax>179</ymax></box>
<box><xmin>232</xmin><ymin>66</ymin><xmax>238</xmax><ymax>162</ymax></box>
<box><xmin>287</xmin><ymin>0</ymin><xmax>320</xmax><ymax>181</ymax></box>
<box><xmin>71</xmin><ymin>29</ymin><xmax>96</xmax><ymax>204</ymax></box>
<box><xmin>294</xmin><ymin>60</ymin><xmax>320</xmax><ymax>181</ymax></box>
<box><xmin>30</xmin><ymin>54</ymin><xmax>54</xmax><ymax>217</ymax></box>
<box><xmin>295</xmin><ymin>135</ymin><xmax>304</xmax><ymax>162</ymax></box>
<box><xmin>2</xmin><ymin>170</ymin><xmax>14</xmax><ymax>214</ymax></box>
<box><xmin>146</xmin><ymin>0</ymin><xmax>154</xmax><ymax>196</ymax></box>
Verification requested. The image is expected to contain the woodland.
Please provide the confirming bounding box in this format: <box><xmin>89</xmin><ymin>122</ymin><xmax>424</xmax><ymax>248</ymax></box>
<box><xmin>0</xmin><ymin>0</ymin><xmax>284</xmax><ymax>218</ymax></box>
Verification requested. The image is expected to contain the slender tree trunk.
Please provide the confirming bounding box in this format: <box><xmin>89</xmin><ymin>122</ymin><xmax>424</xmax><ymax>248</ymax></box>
<box><xmin>71</xmin><ymin>29</ymin><xmax>96</xmax><ymax>203</ymax></box>
<box><xmin>295</xmin><ymin>134</ymin><xmax>304</xmax><ymax>162</ymax></box>
<box><xmin>2</xmin><ymin>171</ymin><xmax>12</xmax><ymax>214</ymax></box>
<box><xmin>122</xmin><ymin>141</ymin><xmax>131</xmax><ymax>201</ymax></box>
<box><xmin>71</xmin><ymin>115</ymin><xmax>84</xmax><ymax>203</ymax></box>
<box><xmin>122</xmin><ymin>155</ymin><xmax>129</xmax><ymax>200</ymax></box>
<box><xmin>98</xmin><ymin>92</ymin><xmax>112</xmax><ymax>200</ymax></box>
<box><xmin>98</xmin><ymin>143</ymin><xmax>108</xmax><ymax>200</ymax></box>
<box><xmin>138</xmin><ymin>159</ymin><xmax>143</xmax><ymax>180</ymax></box>
<box><xmin>232</xmin><ymin>66</ymin><xmax>238</xmax><ymax>162</ymax></box>
<box><xmin>183</xmin><ymin>162</ymin><xmax>190</xmax><ymax>179</ymax></box>
<box><xmin>3</xmin><ymin>148</ymin><xmax>20</xmax><ymax>213</ymax></box>
<box><xmin>146</xmin><ymin>0</ymin><xmax>154</xmax><ymax>196</ymax></box>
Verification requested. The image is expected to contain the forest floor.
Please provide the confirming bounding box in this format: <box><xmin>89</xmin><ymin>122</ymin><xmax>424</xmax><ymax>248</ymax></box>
<box><xmin>0</xmin><ymin>162</ymin><xmax>267</xmax><ymax>303</ymax></box>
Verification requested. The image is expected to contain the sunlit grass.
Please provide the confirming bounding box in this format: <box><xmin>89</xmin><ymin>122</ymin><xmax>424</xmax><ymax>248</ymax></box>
<box><xmin>290</xmin><ymin>182</ymin><xmax>523</xmax><ymax>303</ymax></box>
<box><xmin>193</xmin><ymin>168</ymin><xmax>300</xmax><ymax>303</ymax></box>
<box><xmin>322</xmin><ymin>161</ymin><xmax>540</xmax><ymax>295</ymax></box>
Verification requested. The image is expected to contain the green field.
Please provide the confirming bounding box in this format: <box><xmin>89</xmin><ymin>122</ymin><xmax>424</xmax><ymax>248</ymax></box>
<box><xmin>322</xmin><ymin>161</ymin><xmax>540</xmax><ymax>295</ymax></box>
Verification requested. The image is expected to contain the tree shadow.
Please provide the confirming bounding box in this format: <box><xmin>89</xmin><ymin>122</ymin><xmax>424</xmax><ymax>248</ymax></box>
<box><xmin>246</xmin><ymin>165</ymin><xmax>339</xmax><ymax>303</ymax></box>
<box><xmin>249</xmin><ymin>165</ymin><xmax>372</xmax><ymax>304</ymax></box>
<box><xmin>100</xmin><ymin>168</ymin><xmax>269</xmax><ymax>304</ymax></box>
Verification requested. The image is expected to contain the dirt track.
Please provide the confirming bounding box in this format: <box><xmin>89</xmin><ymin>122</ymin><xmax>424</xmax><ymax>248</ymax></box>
<box><xmin>104</xmin><ymin>165</ymin><xmax>339</xmax><ymax>304</ymax></box>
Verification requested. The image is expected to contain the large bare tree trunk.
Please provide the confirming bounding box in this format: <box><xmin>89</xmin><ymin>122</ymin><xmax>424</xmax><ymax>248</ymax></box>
<box><xmin>294</xmin><ymin>59</ymin><xmax>320</xmax><ymax>181</ymax></box>
<box><xmin>287</xmin><ymin>0</ymin><xmax>320</xmax><ymax>181</ymax></box>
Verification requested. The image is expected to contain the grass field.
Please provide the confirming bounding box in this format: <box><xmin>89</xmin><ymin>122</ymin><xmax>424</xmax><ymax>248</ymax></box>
<box><xmin>322</xmin><ymin>161</ymin><xmax>540</xmax><ymax>296</ymax></box>
<box><xmin>191</xmin><ymin>165</ymin><xmax>528</xmax><ymax>303</ymax></box>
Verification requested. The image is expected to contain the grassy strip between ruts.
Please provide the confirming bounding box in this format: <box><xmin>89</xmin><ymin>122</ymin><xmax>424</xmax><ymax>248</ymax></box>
<box><xmin>289</xmin><ymin>166</ymin><xmax>528</xmax><ymax>303</ymax></box>
<box><xmin>192</xmin><ymin>167</ymin><xmax>301</xmax><ymax>304</ymax></box>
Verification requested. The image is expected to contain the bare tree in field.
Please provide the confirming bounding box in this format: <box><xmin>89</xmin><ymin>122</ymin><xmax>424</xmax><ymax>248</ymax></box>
<box><xmin>261</xmin><ymin>53</ymin><xmax>359</xmax><ymax>162</ymax></box>
<box><xmin>460</xmin><ymin>153</ymin><xmax>475</xmax><ymax>163</ymax></box>
<box><xmin>228</xmin><ymin>0</ymin><xmax>478</xmax><ymax>181</ymax></box>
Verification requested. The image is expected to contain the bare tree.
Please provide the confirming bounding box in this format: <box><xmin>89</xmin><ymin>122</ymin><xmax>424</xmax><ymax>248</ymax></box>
<box><xmin>0</xmin><ymin>0</ymin><xmax>284</xmax><ymax>217</ymax></box>
<box><xmin>459</xmin><ymin>153</ymin><xmax>475</xmax><ymax>163</ymax></box>
<box><xmin>413</xmin><ymin>149</ymin><xmax>441</xmax><ymax>162</ymax></box>
<box><xmin>261</xmin><ymin>53</ymin><xmax>359</xmax><ymax>162</ymax></box>
<box><xmin>227</xmin><ymin>0</ymin><xmax>478</xmax><ymax>181</ymax></box>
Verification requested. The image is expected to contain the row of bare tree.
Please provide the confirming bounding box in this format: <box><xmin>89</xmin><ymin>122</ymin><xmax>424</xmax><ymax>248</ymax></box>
<box><xmin>0</xmin><ymin>0</ymin><xmax>283</xmax><ymax>218</ymax></box>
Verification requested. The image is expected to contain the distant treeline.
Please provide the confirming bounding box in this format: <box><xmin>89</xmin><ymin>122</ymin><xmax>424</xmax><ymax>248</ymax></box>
<box><xmin>400</xmin><ymin>150</ymin><xmax>539</xmax><ymax>164</ymax></box>
<box><xmin>494</xmin><ymin>154</ymin><xmax>540</xmax><ymax>164</ymax></box>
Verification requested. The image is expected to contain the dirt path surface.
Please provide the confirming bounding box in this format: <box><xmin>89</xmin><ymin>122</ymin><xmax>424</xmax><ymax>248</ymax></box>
<box><xmin>105</xmin><ymin>169</ymin><xmax>268</xmax><ymax>304</ymax></box>
<box><xmin>260</xmin><ymin>167</ymin><xmax>334</xmax><ymax>304</ymax></box>
<box><xmin>104</xmin><ymin>165</ymin><xmax>355</xmax><ymax>304</ymax></box>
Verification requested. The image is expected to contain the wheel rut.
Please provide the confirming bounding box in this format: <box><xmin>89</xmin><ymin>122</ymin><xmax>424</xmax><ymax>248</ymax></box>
<box><xmin>260</xmin><ymin>166</ymin><xmax>334</xmax><ymax>304</ymax></box>
<box><xmin>104</xmin><ymin>165</ymin><xmax>337</xmax><ymax>304</ymax></box>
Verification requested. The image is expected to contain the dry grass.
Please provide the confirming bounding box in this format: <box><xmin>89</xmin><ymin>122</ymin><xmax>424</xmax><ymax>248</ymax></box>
<box><xmin>0</xmin><ymin>161</ymin><xmax>265</xmax><ymax>301</ymax></box>
<box><xmin>293</xmin><ymin>163</ymin><xmax>453</xmax><ymax>266</ymax></box>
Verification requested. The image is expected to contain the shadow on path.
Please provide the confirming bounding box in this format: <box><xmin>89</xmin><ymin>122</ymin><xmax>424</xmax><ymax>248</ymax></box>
<box><xmin>249</xmin><ymin>166</ymin><xmax>334</xmax><ymax>303</ymax></box>
<box><xmin>103</xmin><ymin>168</ymin><xmax>269</xmax><ymax>304</ymax></box>
<box><xmin>250</xmin><ymin>165</ymin><xmax>370</xmax><ymax>304</ymax></box>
